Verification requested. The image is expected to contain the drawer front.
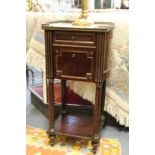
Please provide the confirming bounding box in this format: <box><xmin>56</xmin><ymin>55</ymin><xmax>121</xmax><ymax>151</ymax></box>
<box><xmin>53</xmin><ymin>31</ymin><xmax>96</xmax><ymax>46</ymax></box>
<box><xmin>53</xmin><ymin>47</ymin><xmax>95</xmax><ymax>81</ymax></box>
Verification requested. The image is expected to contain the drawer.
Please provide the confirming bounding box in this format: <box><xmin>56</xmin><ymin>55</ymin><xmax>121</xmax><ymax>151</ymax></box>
<box><xmin>53</xmin><ymin>47</ymin><xmax>95</xmax><ymax>81</ymax></box>
<box><xmin>53</xmin><ymin>31</ymin><xmax>96</xmax><ymax>46</ymax></box>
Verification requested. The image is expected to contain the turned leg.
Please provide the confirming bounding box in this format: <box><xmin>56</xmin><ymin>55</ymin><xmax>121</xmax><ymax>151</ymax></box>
<box><xmin>61</xmin><ymin>79</ymin><xmax>66</xmax><ymax>114</ymax></box>
<box><xmin>92</xmin><ymin>140</ymin><xmax>99</xmax><ymax>154</ymax></box>
<box><xmin>92</xmin><ymin>82</ymin><xmax>103</xmax><ymax>153</ymax></box>
<box><xmin>48</xmin><ymin>128</ymin><xmax>56</xmax><ymax>146</ymax></box>
<box><xmin>46</xmin><ymin>78</ymin><xmax>56</xmax><ymax>145</ymax></box>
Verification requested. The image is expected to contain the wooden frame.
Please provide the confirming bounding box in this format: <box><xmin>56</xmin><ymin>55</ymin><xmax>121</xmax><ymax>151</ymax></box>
<box><xmin>43</xmin><ymin>21</ymin><xmax>114</xmax><ymax>153</ymax></box>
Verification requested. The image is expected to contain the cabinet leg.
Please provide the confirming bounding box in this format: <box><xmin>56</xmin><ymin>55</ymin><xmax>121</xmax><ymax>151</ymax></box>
<box><xmin>92</xmin><ymin>139</ymin><xmax>99</xmax><ymax>154</ymax></box>
<box><xmin>49</xmin><ymin>135</ymin><xmax>56</xmax><ymax>146</ymax></box>
<box><xmin>92</xmin><ymin>82</ymin><xmax>102</xmax><ymax>153</ymax></box>
<box><xmin>61</xmin><ymin>79</ymin><xmax>66</xmax><ymax>114</ymax></box>
<box><xmin>93</xmin><ymin>82</ymin><xmax>102</xmax><ymax>139</ymax></box>
<box><xmin>47</xmin><ymin>128</ymin><xmax>56</xmax><ymax>146</ymax></box>
<box><xmin>46</xmin><ymin>78</ymin><xmax>55</xmax><ymax>136</ymax></box>
<box><xmin>101</xmin><ymin>80</ymin><xmax>106</xmax><ymax>124</ymax></box>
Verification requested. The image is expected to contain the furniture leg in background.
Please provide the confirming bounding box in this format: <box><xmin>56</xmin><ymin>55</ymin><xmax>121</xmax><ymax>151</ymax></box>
<box><xmin>26</xmin><ymin>65</ymin><xmax>34</xmax><ymax>87</ymax></box>
<box><xmin>61</xmin><ymin>79</ymin><xmax>66</xmax><ymax>114</ymax></box>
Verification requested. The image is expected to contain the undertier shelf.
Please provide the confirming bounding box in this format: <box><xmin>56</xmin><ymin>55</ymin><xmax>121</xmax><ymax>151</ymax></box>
<box><xmin>54</xmin><ymin>113</ymin><xmax>94</xmax><ymax>139</ymax></box>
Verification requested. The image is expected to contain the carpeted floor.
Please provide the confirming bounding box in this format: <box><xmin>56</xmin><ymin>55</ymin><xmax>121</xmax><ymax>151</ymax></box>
<box><xmin>26</xmin><ymin>127</ymin><xmax>121</xmax><ymax>155</ymax></box>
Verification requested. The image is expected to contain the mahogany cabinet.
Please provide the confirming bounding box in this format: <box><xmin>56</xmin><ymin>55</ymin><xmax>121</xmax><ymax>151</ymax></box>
<box><xmin>42</xmin><ymin>21</ymin><xmax>114</xmax><ymax>153</ymax></box>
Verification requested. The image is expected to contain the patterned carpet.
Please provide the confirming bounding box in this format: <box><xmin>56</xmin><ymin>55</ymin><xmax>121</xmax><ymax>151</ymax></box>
<box><xmin>26</xmin><ymin>127</ymin><xmax>121</xmax><ymax>155</ymax></box>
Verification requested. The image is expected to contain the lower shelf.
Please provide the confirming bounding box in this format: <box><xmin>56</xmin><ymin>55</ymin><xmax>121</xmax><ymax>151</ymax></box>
<box><xmin>54</xmin><ymin>113</ymin><xmax>94</xmax><ymax>139</ymax></box>
<box><xmin>30</xmin><ymin>88</ymin><xmax>129</xmax><ymax>131</ymax></box>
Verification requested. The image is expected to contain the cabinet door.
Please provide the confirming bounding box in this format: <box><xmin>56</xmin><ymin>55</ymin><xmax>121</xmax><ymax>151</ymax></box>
<box><xmin>53</xmin><ymin>47</ymin><xmax>95</xmax><ymax>81</ymax></box>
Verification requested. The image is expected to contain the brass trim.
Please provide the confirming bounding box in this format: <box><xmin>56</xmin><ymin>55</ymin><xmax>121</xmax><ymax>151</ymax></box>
<box><xmin>58</xmin><ymin>75</ymin><xmax>88</xmax><ymax>80</ymax></box>
<box><xmin>86</xmin><ymin>73</ymin><xmax>92</xmax><ymax>79</ymax></box>
<box><xmin>46</xmin><ymin>78</ymin><xmax>54</xmax><ymax>84</ymax></box>
<box><xmin>103</xmin><ymin>68</ymin><xmax>110</xmax><ymax>74</ymax></box>
<box><xmin>53</xmin><ymin>43</ymin><xmax>96</xmax><ymax>49</ymax></box>
<box><xmin>54</xmin><ymin>39</ymin><xmax>95</xmax><ymax>45</ymax></box>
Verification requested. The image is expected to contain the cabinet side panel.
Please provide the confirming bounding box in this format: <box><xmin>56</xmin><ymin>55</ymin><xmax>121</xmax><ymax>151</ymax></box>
<box><xmin>95</xmin><ymin>33</ymin><xmax>105</xmax><ymax>82</ymax></box>
<box><xmin>103</xmin><ymin>31</ymin><xmax>113</xmax><ymax>79</ymax></box>
<box><xmin>45</xmin><ymin>30</ymin><xmax>53</xmax><ymax>79</ymax></box>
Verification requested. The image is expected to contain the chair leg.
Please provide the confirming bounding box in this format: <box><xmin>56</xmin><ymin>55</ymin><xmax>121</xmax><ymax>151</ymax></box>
<box><xmin>26</xmin><ymin>65</ymin><xmax>35</xmax><ymax>86</ymax></box>
<box><xmin>26</xmin><ymin>66</ymin><xmax>29</xmax><ymax>87</ymax></box>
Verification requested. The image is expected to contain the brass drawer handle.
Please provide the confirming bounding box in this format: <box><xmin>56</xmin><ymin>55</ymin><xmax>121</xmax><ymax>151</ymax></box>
<box><xmin>72</xmin><ymin>53</ymin><xmax>76</xmax><ymax>58</ymax></box>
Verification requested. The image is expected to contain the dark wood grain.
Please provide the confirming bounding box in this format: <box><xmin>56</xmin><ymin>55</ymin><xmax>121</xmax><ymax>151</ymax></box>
<box><xmin>93</xmin><ymin>82</ymin><xmax>102</xmax><ymax>140</ymax></box>
<box><xmin>54</xmin><ymin>114</ymin><xmax>93</xmax><ymax>139</ymax></box>
<box><xmin>53</xmin><ymin>47</ymin><xmax>95</xmax><ymax>81</ymax></box>
<box><xmin>101</xmin><ymin>80</ymin><xmax>106</xmax><ymax>122</ymax></box>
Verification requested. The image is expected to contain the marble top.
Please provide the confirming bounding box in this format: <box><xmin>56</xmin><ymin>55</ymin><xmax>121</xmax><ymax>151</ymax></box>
<box><xmin>42</xmin><ymin>21</ymin><xmax>114</xmax><ymax>32</ymax></box>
